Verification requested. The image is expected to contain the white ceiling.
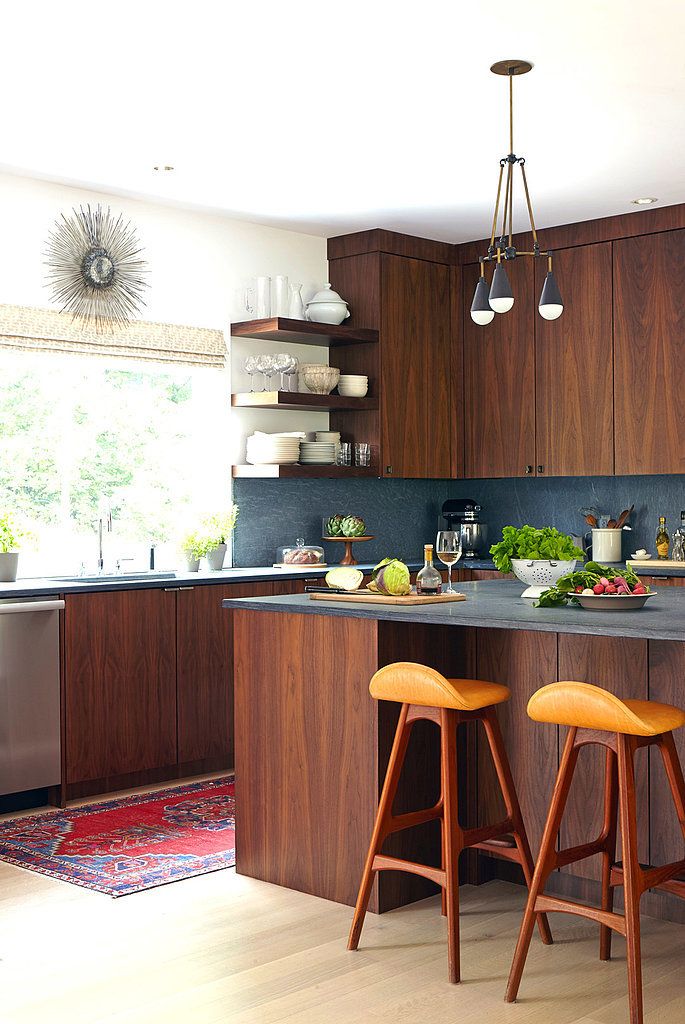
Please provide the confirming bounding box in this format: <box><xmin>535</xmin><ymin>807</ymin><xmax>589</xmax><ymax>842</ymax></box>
<box><xmin>4</xmin><ymin>0</ymin><xmax>685</xmax><ymax>243</ymax></box>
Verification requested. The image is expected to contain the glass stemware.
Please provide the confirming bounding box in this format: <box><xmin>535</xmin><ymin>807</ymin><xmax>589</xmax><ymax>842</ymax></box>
<box><xmin>243</xmin><ymin>355</ymin><xmax>258</xmax><ymax>392</ymax></box>
<box><xmin>435</xmin><ymin>530</ymin><xmax>462</xmax><ymax>594</ymax></box>
<box><xmin>272</xmin><ymin>353</ymin><xmax>292</xmax><ymax>392</ymax></box>
<box><xmin>285</xmin><ymin>354</ymin><xmax>299</xmax><ymax>392</ymax></box>
<box><xmin>255</xmin><ymin>354</ymin><xmax>274</xmax><ymax>391</ymax></box>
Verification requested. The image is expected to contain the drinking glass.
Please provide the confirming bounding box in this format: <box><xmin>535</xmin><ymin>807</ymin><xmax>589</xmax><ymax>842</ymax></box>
<box><xmin>354</xmin><ymin>442</ymin><xmax>371</xmax><ymax>467</ymax></box>
<box><xmin>256</xmin><ymin>276</ymin><xmax>271</xmax><ymax>318</ymax></box>
<box><xmin>255</xmin><ymin>354</ymin><xmax>274</xmax><ymax>391</ymax></box>
<box><xmin>436</xmin><ymin>530</ymin><xmax>462</xmax><ymax>594</ymax></box>
<box><xmin>243</xmin><ymin>355</ymin><xmax>258</xmax><ymax>391</ymax></box>
<box><xmin>336</xmin><ymin>442</ymin><xmax>352</xmax><ymax>466</ymax></box>
<box><xmin>272</xmin><ymin>353</ymin><xmax>292</xmax><ymax>391</ymax></box>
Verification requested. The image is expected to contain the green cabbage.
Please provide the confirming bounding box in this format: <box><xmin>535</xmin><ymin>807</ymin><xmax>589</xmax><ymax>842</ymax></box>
<box><xmin>374</xmin><ymin>558</ymin><xmax>411</xmax><ymax>596</ymax></box>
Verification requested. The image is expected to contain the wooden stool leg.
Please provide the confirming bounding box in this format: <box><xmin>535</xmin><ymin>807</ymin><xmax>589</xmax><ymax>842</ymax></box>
<box><xmin>506</xmin><ymin>728</ymin><xmax>580</xmax><ymax>1003</ymax></box>
<box><xmin>440</xmin><ymin>818</ymin><xmax>447</xmax><ymax>917</ymax></box>
<box><xmin>657</xmin><ymin>731</ymin><xmax>685</xmax><ymax>842</ymax></box>
<box><xmin>481</xmin><ymin>710</ymin><xmax>552</xmax><ymax>946</ymax></box>
<box><xmin>599</xmin><ymin>747</ymin><xmax>619</xmax><ymax>961</ymax></box>
<box><xmin>348</xmin><ymin>704</ymin><xmax>413</xmax><ymax>951</ymax></box>
<box><xmin>441</xmin><ymin>707</ymin><xmax>462</xmax><ymax>983</ymax></box>
<box><xmin>617</xmin><ymin>735</ymin><xmax>644</xmax><ymax>1024</ymax></box>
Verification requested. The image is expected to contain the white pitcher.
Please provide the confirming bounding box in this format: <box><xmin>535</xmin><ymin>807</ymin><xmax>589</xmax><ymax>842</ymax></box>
<box><xmin>289</xmin><ymin>282</ymin><xmax>305</xmax><ymax>320</ymax></box>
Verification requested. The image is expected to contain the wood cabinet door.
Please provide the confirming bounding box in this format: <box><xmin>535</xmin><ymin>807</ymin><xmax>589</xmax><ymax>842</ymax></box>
<box><xmin>557</xmin><ymin>634</ymin><xmax>648</xmax><ymax>880</ymax></box>
<box><xmin>649</xmin><ymin>641</ymin><xmax>685</xmax><ymax>869</ymax></box>
<box><xmin>65</xmin><ymin>588</ymin><xmax>177</xmax><ymax>784</ymax></box>
<box><xmin>535</xmin><ymin>242</ymin><xmax>613</xmax><ymax>476</ymax></box>
<box><xmin>380</xmin><ymin>254</ymin><xmax>452</xmax><ymax>478</ymax></box>
<box><xmin>463</xmin><ymin>259</ymin><xmax>536</xmax><ymax>478</ymax></box>
<box><xmin>476</xmin><ymin>629</ymin><xmax>558</xmax><ymax>856</ymax></box>
<box><xmin>177</xmin><ymin>582</ymin><xmax>276</xmax><ymax>765</ymax></box>
<box><xmin>614</xmin><ymin>230</ymin><xmax>685</xmax><ymax>474</ymax></box>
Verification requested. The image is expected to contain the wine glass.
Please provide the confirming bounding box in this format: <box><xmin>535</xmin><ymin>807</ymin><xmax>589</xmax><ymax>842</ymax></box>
<box><xmin>272</xmin><ymin>352</ymin><xmax>292</xmax><ymax>392</ymax></box>
<box><xmin>285</xmin><ymin>354</ymin><xmax>299</xmax><ymax>392</ymax></box>
<box><xmin>436</xmin><ymin>530</ymin><xmax>462</xmax><ymax>594</ymax></box>
<box><xmin>255</xmin><ymin>354</ymin><xmax>274</xmax><ymax>391</ymax></box>
<box><xmin>243</xmin><ymin>355</ymin><xmax>258</xmax><ymax>391</ymax></box>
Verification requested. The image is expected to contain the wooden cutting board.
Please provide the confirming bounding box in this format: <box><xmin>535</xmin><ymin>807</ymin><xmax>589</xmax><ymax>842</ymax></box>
<box><xmin>626</xmin><ymin>559</ymin><xmax>685</xmax><ymax>570</ymax></box>
<box><xmin>308</xmin><ymin>589</ymin><xmax>466</xmax><ymax>605</ymax></box>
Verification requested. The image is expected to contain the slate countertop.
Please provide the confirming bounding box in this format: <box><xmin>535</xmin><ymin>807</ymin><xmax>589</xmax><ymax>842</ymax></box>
<box><xmin>0</xmin><ymin>557</ymin><xmax>682</xmax><ymax>599</ymax></box>
<box><xmin>223</xmin><ymin>579</ymin><xmax>685</xmax><ymax>643</ymax></box>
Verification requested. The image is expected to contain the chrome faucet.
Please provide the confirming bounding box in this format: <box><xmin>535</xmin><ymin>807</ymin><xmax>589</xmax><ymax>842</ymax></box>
<box><xmin>97</xmin><ymin>509</ymin><xmax>113</xmax><ymax>572</ymax></box>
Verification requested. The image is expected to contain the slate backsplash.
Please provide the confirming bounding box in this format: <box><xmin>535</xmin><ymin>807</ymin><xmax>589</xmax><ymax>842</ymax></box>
<box><xmin>232</xmin><ymin>475</ymin><xmax>685</xmax><ymax>567</ymax></box>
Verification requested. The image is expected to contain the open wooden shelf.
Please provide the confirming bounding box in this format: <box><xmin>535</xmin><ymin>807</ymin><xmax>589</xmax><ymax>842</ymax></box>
<box><xmin>232</xmin><ymin>464</ymin><xmax>378</xmax><ymax>479</ymax></box>
<box><xmin>230</xmin><ymin>317</ymin><xmax>378</xmax><ymax>347</ymax></box>
<box><xmin>231</xmin><ymin>390</ymin><xmax>377</xmax><ymax>412</ymax></box>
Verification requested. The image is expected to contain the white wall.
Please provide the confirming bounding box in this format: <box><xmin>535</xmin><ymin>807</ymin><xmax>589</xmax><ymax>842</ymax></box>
<box><xmin>0</xmin><ymin>171</ymin><xmax>331</xmax><ymax>465</ymax></box>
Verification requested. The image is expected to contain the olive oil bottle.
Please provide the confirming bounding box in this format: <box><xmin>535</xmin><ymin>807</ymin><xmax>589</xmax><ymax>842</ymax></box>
<box><xmin>416</xmin><ymin>544</ymin><xmax>442</xmax><ymax>595</ymax></box>
<box><xmin>656</xmin><ymin>515</ymin><xmax>670</xmax><ymax>560</ymax></box>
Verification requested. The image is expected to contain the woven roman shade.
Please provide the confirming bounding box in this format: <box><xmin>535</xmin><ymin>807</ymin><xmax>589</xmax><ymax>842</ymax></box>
<box><xmin>0</xmin><ymin>304</ymin><xmax>226</xmax><ymax>368</ymax></box>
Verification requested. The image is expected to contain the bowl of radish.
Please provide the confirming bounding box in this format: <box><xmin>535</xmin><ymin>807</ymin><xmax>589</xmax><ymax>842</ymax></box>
<box><xmin>535</xmin><ymin>561</ymin><xmax>655</xmax><ymax>610</ymax></box>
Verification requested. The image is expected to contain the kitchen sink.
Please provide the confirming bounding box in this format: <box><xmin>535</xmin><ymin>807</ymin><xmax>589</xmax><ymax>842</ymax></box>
<box><xmin>53</xmin><ymin>571</ymin><xmax>177</xmax><ymax>584</ymax></box>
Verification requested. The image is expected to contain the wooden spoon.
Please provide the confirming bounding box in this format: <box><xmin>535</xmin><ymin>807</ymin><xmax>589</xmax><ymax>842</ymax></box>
<box><xmin>607</xmin><ymin>519</ymin><xmax>617</xmax><ymax>529</ymax></box>
<box><xmin>615</xmin><ymin>505</ymin><xmax>634</xmax><ymax>530</ymax></box>
<box><xmin>585</xmin><ymin>514</ymin><xmax>598</xmax><ymax>528</ymax></box>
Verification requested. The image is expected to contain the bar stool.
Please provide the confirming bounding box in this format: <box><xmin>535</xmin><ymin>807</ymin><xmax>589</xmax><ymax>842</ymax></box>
<box><xmin>506</xmin><ymin>681</ymin><xmax>685</xmax><ymax>1024</ymax></box>
<box><xmin>347</xmin><ymin>661</ymin><xmax>552</xmax><ymax>983</ymax></box>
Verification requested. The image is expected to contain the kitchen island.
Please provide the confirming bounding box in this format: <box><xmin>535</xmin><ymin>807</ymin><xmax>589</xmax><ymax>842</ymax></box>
<box><xmin>227</xmin><ymin>581</ymin><xmax>685</xmax><ymax>922</ymax></box>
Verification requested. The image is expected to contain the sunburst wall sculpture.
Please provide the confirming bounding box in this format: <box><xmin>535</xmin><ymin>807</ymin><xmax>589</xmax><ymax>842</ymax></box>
<box><xmin>44</xmin><ymin>204</ymin><xmax>149</xmax><ymax>330</ymax></box>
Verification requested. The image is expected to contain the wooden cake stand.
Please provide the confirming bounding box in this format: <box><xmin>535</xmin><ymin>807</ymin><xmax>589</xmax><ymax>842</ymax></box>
<box><xmin>322</xmin><ymin>535</ymin><xmax>374</xmax><ymax>566</ymax></box>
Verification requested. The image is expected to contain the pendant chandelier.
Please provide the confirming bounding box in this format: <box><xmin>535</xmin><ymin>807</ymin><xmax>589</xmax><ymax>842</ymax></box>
<box><xmin>470</xmin><ymin>60</ymin><xmax>563</xmax><ymax>326</ymax></box>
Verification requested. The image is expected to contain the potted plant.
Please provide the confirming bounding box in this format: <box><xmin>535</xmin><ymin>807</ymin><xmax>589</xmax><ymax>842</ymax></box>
<box><xmin>180</xmin><ymin>529</ymin><xmax>210</xmax><ymax>573</ymax></box>
<box><xmin>202</xmin><ymin>505</ymin><xmax>239</xmax><ymax>571</ymax></box>
<box><xmin>0</xmin><ymin>511</ymin><xmax>30</xmax><ymax>582</ymax></box>
<box><xmin>490</xmin><ymin>525</ymin><xmax>584</xmax><ymax>600</ymax></box>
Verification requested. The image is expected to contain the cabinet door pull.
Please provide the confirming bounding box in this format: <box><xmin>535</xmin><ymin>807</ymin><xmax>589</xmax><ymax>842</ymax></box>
<box><xmin>524</xmin><ymin>465</ymin><xmax>533</xmax><ymax>475</ymax></box>
<box><xmin>178</xmin><ymin>586</ymin><xmax>195</xmax><ymax>591</ymax></box>
<box><xmin>163</xmin><ymin>587</ymin><xmax>180</xmax><ymax>592</ymax></box>
<box><xmin>537</xmin><ymin>465</ymin><xmax>545</xmax><ymax>474</ymax></box>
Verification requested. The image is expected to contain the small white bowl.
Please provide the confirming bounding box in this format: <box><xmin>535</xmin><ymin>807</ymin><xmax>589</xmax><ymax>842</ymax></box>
<box><xmin>630</xmin><ymin>552</ymin><xmax>652</xmax><ymax>560</ymax></box>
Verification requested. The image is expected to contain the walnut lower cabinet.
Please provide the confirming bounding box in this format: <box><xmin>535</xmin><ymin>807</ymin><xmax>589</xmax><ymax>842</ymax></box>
<box><xmin>64</xmin><ymin>580</ymin><xmax>277</xmax><ymax>796</ymax></box>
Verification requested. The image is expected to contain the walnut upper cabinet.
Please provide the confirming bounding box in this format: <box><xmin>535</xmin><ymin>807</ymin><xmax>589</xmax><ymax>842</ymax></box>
<box><xmin>535</xmin><ymin>241</ymin><xmax>613</xmax><ymax>477</ymax></box>
<box><xmin>328</xmin><ymin>231</ymin><xmax>456</xmax><ymax>479</ymax></box>
<box><xmin>614</xmin><ymin>229</ymin><xmax>685</xmax><ymax>475</ymax></box>
<box><xmin>463</xmin><ymin>257</ymin><xmax>536</xmax><ymax>478</ymax></box>
<box><xmin>462</xmin><ymin>241</ymin><xmax>613</xmax><ymax>478</ymax></box>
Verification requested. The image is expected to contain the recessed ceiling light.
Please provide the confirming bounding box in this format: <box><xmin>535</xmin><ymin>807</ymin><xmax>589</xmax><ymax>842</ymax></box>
<box><xmin>631</xmin><ymin>197</ymin><xmax>657</xmax><ymax>205</ymax></box>
<box><xmin>153</xmin><ymin>165</ymin><xmax>175</xmax><ymax>172</ymax></box>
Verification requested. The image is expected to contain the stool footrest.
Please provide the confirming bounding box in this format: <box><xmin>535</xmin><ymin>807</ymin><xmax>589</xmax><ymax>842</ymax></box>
<box><xmin>610</xmin><ymin>859</ymin><xmax>685</xmax><ymax>897</ymax></box>
<box><xmin>462</xmin><ymin>820</ymin><xmax>514</xmax><ymax>850</ymax></box>
<box><xmin>472</xmin><ymin>837</ymin><xmax>521</xmax><ymax>863</ymax></box>
<box><xmin>534</xmin><ymin>894</ymin><xmax>626</xmax><ymax>936</ymax></box>
<box><xmin>372</xmin><ymin>853</ymin><xmax>446</xmax><ymax>889</ymax></box>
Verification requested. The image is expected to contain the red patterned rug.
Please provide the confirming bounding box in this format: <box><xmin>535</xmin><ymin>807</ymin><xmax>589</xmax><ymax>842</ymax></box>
<box><xmin>0</xmin><ymin>777</ymin><xmax>235</xmax><ymax>896</ymax></box>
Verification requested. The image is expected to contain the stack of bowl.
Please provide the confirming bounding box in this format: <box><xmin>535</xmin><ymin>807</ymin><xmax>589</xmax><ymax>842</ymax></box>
<box><xmin>338</xmin><ymin>374</ymin><xmax>368</xmax><ymax>397</ymax></box>
<box><xmin>315</xmin><ymin>430</ymin><xmax>341</xmax><ymax>457</ymax></box>
<box><xmin>299</xmin><ymin>440</ymin><xmax>336</xmax><ymax>465</ymax></box>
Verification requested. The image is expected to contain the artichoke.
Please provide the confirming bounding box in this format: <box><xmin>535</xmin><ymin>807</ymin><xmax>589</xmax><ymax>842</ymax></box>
<box><xmin>340</xmin><ymin>515</ymin><xmax>366</xmax><ymax>538</ymax></box>
<box><xmin>325</xmin><ymin>514</ymin><xmax>345</xmax><ymax>537</ymax></box>
<box><xmin>374</xmin><ymin>558</ymin><xmax>411</xmax><ymax>596</ymax></box>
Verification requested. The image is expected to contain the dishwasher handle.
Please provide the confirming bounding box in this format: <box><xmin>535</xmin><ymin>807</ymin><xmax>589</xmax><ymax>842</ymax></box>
<box><xmin>0</xmin><ymin>599</ymin><xmax>65</xmax><ymax>614</ymax></box>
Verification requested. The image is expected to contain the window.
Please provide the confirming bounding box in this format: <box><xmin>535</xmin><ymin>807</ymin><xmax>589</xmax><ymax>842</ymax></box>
<box><xmin>0</xmin><ymin>350</ymin><xmax>230</xmax><ymax>576</ymax></box>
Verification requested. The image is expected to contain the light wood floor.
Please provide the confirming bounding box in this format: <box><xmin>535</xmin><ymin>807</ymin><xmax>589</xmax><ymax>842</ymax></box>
<box><xmin>2</xmin><ymin>781</ymin><xmax>685</xmax><ymax>1023</ymax></box>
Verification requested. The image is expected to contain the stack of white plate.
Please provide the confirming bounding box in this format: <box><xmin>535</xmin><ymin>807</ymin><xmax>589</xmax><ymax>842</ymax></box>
<box><xmin>246</xmin><ymin>432</ymin><xmax>303</xmax><ymax>465</ymax></box>
<box><xmin>299</xmin><ymin>441</ymin><xmax>336</xmax><ymax>465</ymax></box>
<box><xmin>338</xmin><ymin>374</ymin><xmax>369</xmax><ymax>397</ymax></box>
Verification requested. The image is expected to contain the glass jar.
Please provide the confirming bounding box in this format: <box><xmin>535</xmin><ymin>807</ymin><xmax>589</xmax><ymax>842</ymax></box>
<box><xmin>276</xmin><ymin>538</ymin><xmax>325</xmax><ymax>566</ymax></box>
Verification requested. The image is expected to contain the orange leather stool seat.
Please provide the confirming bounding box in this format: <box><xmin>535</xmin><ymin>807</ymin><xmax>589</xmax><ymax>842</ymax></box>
<box><xmin>370</xmin><ymin>661</ymin><xmax>510</xmax><ymax>711</ymax></box>
<box><xmin>348</xmin><ymin>661</ymin><xmax>551</xmax><ymax>985</ymax></box>
<box><xmin>507</xmin><ymin>679</ymin><xmax>685</xmax><ymax>1024</ymax></box>
<box><xmin>528</xmin><ymin>681</ymin><xmax>685</xmax><ymax>736</ymax></box>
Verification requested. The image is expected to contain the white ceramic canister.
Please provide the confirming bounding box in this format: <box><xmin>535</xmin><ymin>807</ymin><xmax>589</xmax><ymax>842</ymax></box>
<box><xmin>273</xmin><ymin>275</ymin><xmax>289</xmax><ymax>316</ymax></box>
<box><xmin>592</xmin><ymin>528</ymin><xmax>622</xmax><ymax>562</ymax></box>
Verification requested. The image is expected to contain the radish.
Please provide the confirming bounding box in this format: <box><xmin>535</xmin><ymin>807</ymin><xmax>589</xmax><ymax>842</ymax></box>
<box><xmin>600</xmin><ymin>577</ymin><xmax>610</xmax><ymax>587</ymax></box>
<box><xmin>593</xmin><ymin>583</ymin><xmax>605</xmax><ymax>594</ymax></box>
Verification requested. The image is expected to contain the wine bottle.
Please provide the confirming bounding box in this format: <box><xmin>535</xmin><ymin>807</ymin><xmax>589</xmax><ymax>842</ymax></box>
<box><xmin>416</xmin><ymin>543</ymin><xmax>442</xmax><ymax>595</ymax></box>
<box><xmin>656</xmin><ymin>515</ymin><xmax>670</xmax><ymax>560</ymax></box>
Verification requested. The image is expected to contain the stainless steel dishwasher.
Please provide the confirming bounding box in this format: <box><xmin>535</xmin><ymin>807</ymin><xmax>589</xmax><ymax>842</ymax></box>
<box><xmin>0</xmin><ymin>597</ymin><xmax>63</xmax><ymax>794</ymax></box>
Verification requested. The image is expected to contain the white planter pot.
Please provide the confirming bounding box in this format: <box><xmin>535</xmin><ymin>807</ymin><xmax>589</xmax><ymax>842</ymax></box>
<box><xmin>511</xmin><ymin>559</ymin><xmax>577</xmax><ymax>600</ymax></box>
<box><xmin>185</xmin><ymin>555</ymin><xmax>201</xmax><ymax>572</ymax></box>
<box><xmin>206</xmin><ymin>543</ymin><xmax>227</xmax><ymax>571</ymax></box>
<box><xmin>0</xmin><ymin>551</ymin><xmax>19</xmax><ymax>582</ymax></box>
